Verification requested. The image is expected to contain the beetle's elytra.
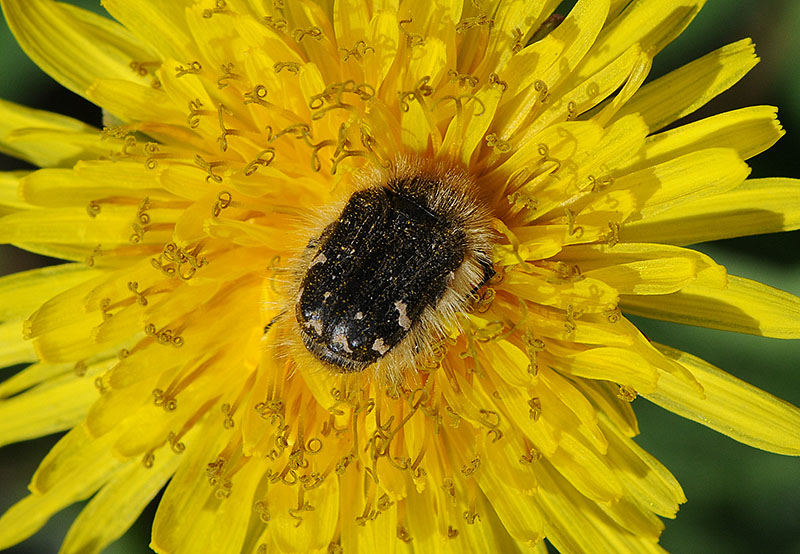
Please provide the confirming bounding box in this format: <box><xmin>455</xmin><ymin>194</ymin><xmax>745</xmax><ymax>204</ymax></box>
<box><xmin>295</xmin><ymin>161</ymin><xmax>494</xmax><ymax>375</ymax></box>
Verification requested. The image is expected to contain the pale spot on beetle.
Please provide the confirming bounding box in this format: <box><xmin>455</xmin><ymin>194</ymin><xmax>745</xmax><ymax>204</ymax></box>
<box><xmin>305</xmin><ymin>318</ymin><xmax>323</xmax><ymax>335</ymax></box>
<box><xmin>323</xmin><ymin>291</ymin><xmax>331</xmax><ymax>299</ymax></box>
<box><xmin>355</xmin><ymin>312</ymin><xmax>364</xmax><ymax>320</ymax></box>
<box><xmin>332</xmin><ymin>333</ymin><xmax>353</xmax><ymax>353</ymax></box>
<box><xmin>372</xmin><ymin>337</ymin><xmax>390</xmax><ymax>355</ymax></box>
<box><xmin>310</xmin><ymin>253</ymin><xmax>327</xmax><ymax>267</ymax></box>
<box><xmin>394</xmin><ymin>300</ymin><xmax>411</xmax><ymax>330</ymax></box>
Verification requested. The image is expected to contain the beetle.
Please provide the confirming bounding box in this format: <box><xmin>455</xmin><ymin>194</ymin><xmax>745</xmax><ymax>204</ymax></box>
<box><xmin>293</xmin><ymin>158</ymin><xmax>495</xmax><ymax>380</ymax></box>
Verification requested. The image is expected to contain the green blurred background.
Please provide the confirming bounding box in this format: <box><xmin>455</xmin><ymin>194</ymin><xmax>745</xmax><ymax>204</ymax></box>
<box><xmin>0</xmin><ymin>1</ymin><xmax>799</xmax><ymax>553</ymax></box>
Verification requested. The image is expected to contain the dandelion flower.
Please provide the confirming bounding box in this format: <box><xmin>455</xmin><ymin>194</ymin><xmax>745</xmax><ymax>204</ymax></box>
<box><xmin>1</xmin><ymin>1</ymin><xmax>799</xmax><ymax>553</ymax></box>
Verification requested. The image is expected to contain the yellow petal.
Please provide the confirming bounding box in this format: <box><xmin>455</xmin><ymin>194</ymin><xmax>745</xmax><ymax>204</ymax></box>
<box><xmin>558</xmin><ymin>243</ymin><xmax>726</xmax><ymax>295</ymax></box>
<box><xmin>408</xmin><ymin>35</ymin><xmax>449</xmax><ymax>88</ymax></box>
<box><xmin>647</xmin><ymin>344</ymin><xmax>800</xmax><ymax>455</ymax></box>
<box><xmin>573</xmin><ymin>380</ymin><xmax>639</xmax><ymax>437</ymax></box>
<box><xmin>205</xmin><ymin>218</ymin><xmax>295</xmax><ymax>247</ymax></box>
<box><xmin>539</xmin><ymin>0</ymin><xmax>609</xmax><ymax>88</ymax></box>
<box><xmin>0</xmin><ymin>99</ymin><xmax>103</xmax><ymax>168</ymax></box>
<box><xmin>614</xmin><ymin>317</ymin><xmax>703</xmax><ymax>396</ymax></box>
<box><xmin>501</xmin><ymin>0</ymin><xmax>609</xmax><ymax>140</ymax></box>
<box><xmin>600</xmin><ymin>495</ymin><xmax>664</xmax><ymax>544</ymax></box>
<box><xmin>150</xmin><ymin>418</ymin><xmax>229</xmax><ymax>554</ymax></box>
<box><xmin>536</xmin><ymin>424</ymin><xmax>623</xmax><ymax>503</ymax></box>
<box><xmin>270</xmin><ymin>468</ymin><xmax>340</xmax><ymax>553</ymax></box>
<box><xmin>110</xmin><ymin>394</ymin><xmax>202</xmax><ymax>459</ymax></box>
<box><xmin>32</xmin><ymin>425</ymin><xmax>117</xmax><ymax>492</ymax></box>
<box><xmin>600</xmin><ymin>416</ymin><xmax>685</xmax><ymax>518</ymax></box>
<box><xmin>613</xmin><ymin>39</ymin><xmax>758</xmax><ymax>132</ymax></box>
<box><xmin>531</xmin><ymin>114</ymin><xmax>649</xmax><ymax>221</ymax></box>
<box><xmin>60</xmin><ymin>453</ymin><xmax>180</xmax><ymax>554</ymax></box>
<box><xmin>621</xmin><ymin>106</ymin><xmax>784</xmax><ymax>173</ymax></box>
<box><xmin>502</xmin><ymin>270</ymin><xmax>619</xmax><ymax>313</ymax></box>
<box><xmin>0</xmin><ymin>263</ymin><xmax>96</xmax><ymax>322</ymax></box>
<box><xmin>0</xmin><ymin>320</ymin><xmax>35</xmax><ymax>367</ymax></box>
<box><xmin>32</xmin><ymin>323</ymin><xmax>116</xmax><ymax>364</ymax></box>
<box><xmin>87</xmin><ymin>79</ymin><xmax>185</xmax><ymax>124</ymax></box>
<box><xmin>181</xmin><ymin>6</ymin><xmax>258</xmax><ymax>79</ymax></box>
<box><xmin>0</xmin><ymin>171</ymin><xmax>29</xmax><ymax>214</ymax></box>
<box><xmin>24</xmin><ymin>273</ymin><xmax>118</xmax><ymax>364</ymax></box>
<box><xmin>101</xmin><ymin>0</ymin><xmax>192</xmax><ymax>61</ymax></box>
<box><xmin>590</xmin><ymin>148</ymin><xmax>750</xmax><ymax>223</ymax></box>
<box><xmin>455</xmin><ymin>85</ymin><xmax>504</xmax><ymax>165</ymax></box>
<box><xmin>621</xmin><ymin>275</ymin><xmax>800</xmax><ymax>339</ymax></box>
<box><xmin>620</xmin><ymin>178</ymin><xmax>800</xmax><ymax>245</ymax></box>
<box><xmin>467</xmin><ymin>491</ymin><xmax>535</xmax><ymax>553</ymax></box>
<box><xmin>590</xmin><ymin>50</ymin><xmax>652</xmax><ymax>127</ymax></box>
<box><xmin>177</xmin><ymin>457</ymin><xmax>266</xmax><ymax>554</ymax></box>
<box><xmin>574</xmin><ymin>114</ymin><xmax>650</xmax><ymax>196</ymax></box>
<box><xmin>608</xmin><ymin>0</ymin><xmax>633</xmax><ymax>20</ymax></box>
<box><xmin>536</xmin><ymin>43</ymin><xmax>646</xmax><ymax>136</ymax></box>
<box><xmin>477</xmin><ymin>473</ymin><xmax>544</xmax><ymax>545</ymax></box>
<box><xmin>481</xmin><ymin>430</ymin><xmax>540</xmax><ymax>493</ymax></box>
<box><xmin>481</xmin><ymin>371</ymin><xmax>558</xmax><ymax>456</ymax></box>
<box><xmin>87</xmin><ymin>377</ymin><xmax>158</xmax><ymax>440</ymax></box>
<box><xmin>298</xmin><ymin>62</ymin><xmax>328</xmax><ymax>113</ymax></box>
<box><xmin>533</xmin><ymin>461</ymin><xmax>666</xmax><ymax>554</ymax></box>
<box><xmin>6</xmin><ymin>127</ymin><xmax>118</xmax><ymax>169</ymax></box>
<box><xmin>0</xmin><ymin>363</ymin><xmax>109</xmax><ymax>447</ymax></box>
<box><xmin>363</xmin><ymin>10</ymin><xmax>399</xmax><ymax>86</ymax></box>
<box><xmin>1</xmin><ymin>0</ymin><xmax>154</xmax><ymax>98</ymax></box>
<box><xmin>333</xmin><ymin>0</ymin><xmax>370</xmax><ymax>47</ymax></box>
<box><xmin>282</xmin><ymin>1</ymin><xmax>341</xmax><ymax>78</ymax></box>
<box><xmin>24</xmin><ymin>271</ymin><xmax>112</xmax><ymax>341</ymax></box>
<box><xmin>0</xmin><ymin>361</ymin><xmax>70</xmax><ymax>399</ymax></box>
<box><xmin>555</xmin><ymin>346</ymin><xmax>659</xmax><ymax>393</ymax></box>
<box><xmin>20</xmin><ymin>163</ymin><xmax>170</xmax><ymax>207</ymax></box>
<box><xmin>508</xmin><ymin>225</ymin><xmax>564</xmax><ymax>262</ymax></box>
<box><xmin>0</xmin><ymin>427</ymin><xmax>121</xmax><ymax>549</ymax></box>
<box><xmin>4</xmin><ymin>242</ymin><xmax>98</xmax><ymax>265</ymax></box>
<box><xmin>495</xmin><ymin>120</ymin><xmax>604</xmax><ymax>190</ymax></box>
<box><xmin>338</xmin><ymin>465</ymin><xmax>398</xmax><ymax>554</ymax></box>
<box><xmin>499</xmin><ymin>27</ymin><xmax>564</xmax><ymax>100</ymax></box>
<box><xmin>403</xmin><ymin>479</ymin><xmax>445</xmax><ymax>551</ymax></box>
<box><xmin>399</xmin><ymin>0</ymin><xmax>460</xmax><ymax>74</ymax></box>
<box><xmin>476</xmin><ymin>0</ymin><xmax>549</xmax><ymax>75</ymax></box>
<box><xmin>575</xmin><ymin>0</ymin><xmax>704</xmax><ymax>81</ymax></box>
<box><xmin>0</xmin><ymin>205</ymin><xmax>172</xmax><ymax>246</ymax></box>
<box><xmin>540</xmin><ymin>367</ymin><xmax>608</xmax><ymax>452</ymax></box>
<box><xmin>401</xmin><ymin>100</ymin><xmax>433</xmax><ymax>152</ymax></box>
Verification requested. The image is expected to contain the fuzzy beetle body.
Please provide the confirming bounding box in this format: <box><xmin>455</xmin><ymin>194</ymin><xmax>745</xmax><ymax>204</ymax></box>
<box><xmin>294</xmin><ymin>160</ymin><xmax>495</xmax><ymax>379</ymax></box>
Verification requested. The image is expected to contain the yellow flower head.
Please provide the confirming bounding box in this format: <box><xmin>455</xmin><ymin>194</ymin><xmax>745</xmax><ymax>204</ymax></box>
<box><xmin>0</xmin><ymin>1</ymin><xmax>799</xmax><ymax>553</ymax></box>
